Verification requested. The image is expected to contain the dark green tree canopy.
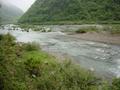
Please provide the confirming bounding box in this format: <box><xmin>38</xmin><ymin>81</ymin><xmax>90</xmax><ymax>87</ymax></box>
<box><xmin>19</xmin><ymin>0</ymin><xmax>120</xmax><ymax>24</ymax></box>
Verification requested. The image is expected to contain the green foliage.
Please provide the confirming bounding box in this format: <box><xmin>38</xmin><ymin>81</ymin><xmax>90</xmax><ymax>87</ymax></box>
<box><xmin>0</xmin><ymin>34</ymin><xmax>26</xmax><ymax>90</ymax></box>
<box><xmin>0</xmin><ymin>34</ymin><xmax>108</xmax><ymax>90</ymax></box>
<box><xmin>24</xmin><ymin>52</ymin><xmax>102</xmax><ymax>90</ymax></box>
<box><xmin>103</xmin><ymin>25</ymin><xmax>120</xmax><ymax>34</ymax></box>
<box><xmin>23</xmin><ymin>43</ymin><xmax>40</xmax><ymax>51</ymax></box>
<box><xmin>104</xmin><ymin>25</ymin><xmax>119</xmax><ymax>34</ymax></box>
<box><xmin>111</xmin><ymin>78</ymin><xmax>120</xmax><ymax>90</ymax></box>
<box><xmin>70</xmin><ymin>25</ymin><xmax>120</xmax><ymax>34</ymax></box>
<box><xmin>1</xmin><ymin>34</ymin><xmax>120</xmax><ymax>90</ymax></box>
<box><xmin>19</xmin><ymin>0</ymin><xmax>120</xmax><ymax>24</ymax></box>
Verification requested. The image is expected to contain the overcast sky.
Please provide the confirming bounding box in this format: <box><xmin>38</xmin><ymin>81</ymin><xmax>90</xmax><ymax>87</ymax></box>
<box><xmin>5</xmin><ymin>0</ymin><xmax>36</xmax><ymax>12</ymax></box>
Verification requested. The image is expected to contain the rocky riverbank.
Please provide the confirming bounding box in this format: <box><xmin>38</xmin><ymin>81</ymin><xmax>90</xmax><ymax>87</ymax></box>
<box><xmin>69</xmin><ymin>32</ymin><xmax>120</xmax><ymax>45</ymax></box>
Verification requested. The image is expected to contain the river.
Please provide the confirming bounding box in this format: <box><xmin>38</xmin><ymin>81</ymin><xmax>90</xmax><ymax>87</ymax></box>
<box><xmin>0</xmin><ymin>25</ymin><xmax>120</xmax><ymax>79</ymax></box>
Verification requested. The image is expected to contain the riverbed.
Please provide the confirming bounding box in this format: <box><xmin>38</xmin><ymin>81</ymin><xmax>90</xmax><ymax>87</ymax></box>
<box><xmin>0</xmin><ymin>25</ymin><xmax>120</xmax><ymax>79</ymax></box>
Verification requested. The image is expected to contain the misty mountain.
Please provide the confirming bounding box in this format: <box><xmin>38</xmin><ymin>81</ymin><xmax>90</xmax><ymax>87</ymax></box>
<box><xmin>0</xmin><ymin>1</ymin><xmax>23</xmax><ymax>24</ymax></box>
<box><xmin>19</xmin><ymin>0</ymin><xmax>120</xmax><ymax>24</ymax></box>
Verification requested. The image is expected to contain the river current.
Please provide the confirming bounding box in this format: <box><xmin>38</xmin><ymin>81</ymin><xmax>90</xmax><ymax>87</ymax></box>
<box><xmin>0</xmin><ymin>25</ymin><xmax>120</xmax><ymax>79</ymax></box>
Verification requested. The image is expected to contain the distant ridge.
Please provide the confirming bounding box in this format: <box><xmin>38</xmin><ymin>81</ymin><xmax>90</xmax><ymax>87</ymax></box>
<box><xmin>19</xmin><ymin>0</ymin><xmax>120</xmax><ymax>24</ymax></box>
<box><xmin>0</xmin><ymin>0</ymin><xmax>23</xmax><ymax>24</ymax></box>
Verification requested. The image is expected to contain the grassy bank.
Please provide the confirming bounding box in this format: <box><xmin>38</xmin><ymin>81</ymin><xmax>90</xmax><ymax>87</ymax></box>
<box><xmin>18</xmin><ymin>21</ymin><xmax>120</xmax><ymax>25</ymax></box>
<box><xmin>71</xmin><ymin>24</ymin><xmax>120</xmax><ymax>35</ymax></box>
<box><xmin>0</xmin><ymin>34</ymin><xmax>120</xmax><ymax>90</ymax></box>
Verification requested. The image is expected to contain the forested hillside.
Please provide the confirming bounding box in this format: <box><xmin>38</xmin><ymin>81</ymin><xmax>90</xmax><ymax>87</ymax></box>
<box><xmin>19</xmin><ymin>0</ymin><xmax>120</xmax><ymax>24</ymax></box>
<box><xmin>0</xmin><ymin>1</ymin><xmax>23</xmax><ymax>24</ymax></box>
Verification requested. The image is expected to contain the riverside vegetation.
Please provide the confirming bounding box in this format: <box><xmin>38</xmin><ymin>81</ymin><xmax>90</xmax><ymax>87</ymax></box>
<box><xmin>75</xmin><ymin>25</ymin><xmax>120</xmax><ymax>34</ymax></box>
<box><xmin>0</xmin><ymin>34</ymin><xmax>120</xmax><ymax>90</ymax></box>
<box><xmin>18</xmin><ymin>24</ymin><xmax>120</xmax><ymax>35</ymax></box>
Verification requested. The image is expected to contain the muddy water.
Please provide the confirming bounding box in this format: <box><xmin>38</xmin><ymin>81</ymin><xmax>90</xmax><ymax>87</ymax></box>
<box><xmin>0</xmin><ymin>25</ymin><xmax>120</xmax><ymax>79</ymax></box>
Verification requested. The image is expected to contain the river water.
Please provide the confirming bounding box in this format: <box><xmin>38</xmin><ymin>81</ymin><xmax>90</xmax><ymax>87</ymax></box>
<box><xmin>0</xmin><ymin>25</ymin><xmax>120</xmax><ymax>79</ymax></box>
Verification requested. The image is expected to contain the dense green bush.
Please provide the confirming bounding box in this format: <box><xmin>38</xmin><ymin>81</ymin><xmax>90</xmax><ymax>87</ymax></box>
<box><xmin>110</xmin><ymin>78</ymin><xmax>120</xmax><ymax>90</ymax></box>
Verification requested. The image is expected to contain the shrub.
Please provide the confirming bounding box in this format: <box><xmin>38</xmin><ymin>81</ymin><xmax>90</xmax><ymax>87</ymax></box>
<box><xmin>111</xmin><ymin>78</ymin><xmax>120</xmax><ymax>90</ymax></box>
<box><xmin>23</xmin><ymin>43</ymin><xmax>40</xmax><ymax>51</ymax></box>
<box><xmin>75</xmin><ymin>29</ymin><xmax>87</xmax><ymax>33</ymax></box>
<box><xmin>75</xmin><ymin>27</ymin><xmax>98</xmax><ymax>34</ymax></box>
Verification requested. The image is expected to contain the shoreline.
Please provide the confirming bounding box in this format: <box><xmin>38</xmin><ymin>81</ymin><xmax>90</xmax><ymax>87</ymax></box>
<box><xmin>68</xmin><ymin>32</ymin><xmax>120</xmax><ymax>45</ymax></box>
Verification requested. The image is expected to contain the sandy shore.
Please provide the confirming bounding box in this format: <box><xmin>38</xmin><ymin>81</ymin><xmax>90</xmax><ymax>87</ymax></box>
<box><xmin>69</xmin><ymin>32</ymin><xmax>120</xmax><ymax>45</ymax></box>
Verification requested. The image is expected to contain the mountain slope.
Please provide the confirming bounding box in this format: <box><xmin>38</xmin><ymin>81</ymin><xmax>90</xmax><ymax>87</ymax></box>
<box><xmin>19</xmin><ymin>0</ymin><xmax>120</xmax><ymax>24</ymax></box>
<box><xmin>0</xmin><ymin>1</ymin><xmax>23</xmax><ymax>24</ymax></box>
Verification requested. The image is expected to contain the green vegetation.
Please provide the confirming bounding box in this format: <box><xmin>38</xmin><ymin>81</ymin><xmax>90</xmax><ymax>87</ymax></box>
<box><xmin>103</xmin><ymin>25</ymin><xmax>120</xmax><ymax>34</ymax></box>
<box><xmin>0</xmin><ymin>1</ymin><xmax>23</xmax><ymax>24</ymax></box>
<box><xmin>1</xmin><ymin>34</ymin><xmax>120</xmax><ymax>90</ymax></box>
<box><xmin>19</xmin><ymin>0</ymin><xmax>120</xmax><ymax>24</ymax></box>
<box><xmin>69</xmin><ymin>25</ymin><xmax>120</xmax><ymax>34</ymax></box>
<box><xmin>0</xmin><ymin>34</ymin><xmax>105</xmax><ymax>90</ymax></box>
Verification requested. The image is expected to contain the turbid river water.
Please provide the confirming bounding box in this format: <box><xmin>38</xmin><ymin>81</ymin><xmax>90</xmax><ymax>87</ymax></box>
<box><xmin>0</xmin><ymin>25</ymin><xmax>120</xmax><ymax>79</ymax></box>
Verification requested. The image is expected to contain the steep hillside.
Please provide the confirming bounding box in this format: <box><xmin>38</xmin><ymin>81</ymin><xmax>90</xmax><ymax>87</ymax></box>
<box><xmin>0</xmin><ymin>1</ymin><xmax>23</xmax><ymax>24</ymax></box>
<box><xmin>19</xmin><ymin>0</ymin><xmax>120</xmax><ymax>24</ymax></box>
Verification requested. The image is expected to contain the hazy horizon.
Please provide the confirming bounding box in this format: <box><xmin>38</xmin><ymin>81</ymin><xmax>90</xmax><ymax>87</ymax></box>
<box><xmin>4</xmin><ymin>0</ymin><xmax>36</xmax><ymax>12</ymax></box>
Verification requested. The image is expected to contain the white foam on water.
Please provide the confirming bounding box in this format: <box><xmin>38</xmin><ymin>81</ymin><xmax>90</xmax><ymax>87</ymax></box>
<box><xmin>87</xmin><ymin>42</ymin><xmax>96</xmax><ymax>45</ymax></box>
<box><xmin>96</xmin><ymin>48</ymin><xmax>105</xmax><ymax>52</ymax></box>
<box><xmin>56</xmin><ymin>31</ymin><xmax>66</xmax><ymax>35</ymax></box>
<box><xmin>109</xmin><ymin>59</ymin><xmax>120</xmax><ymax>78</ymax></box>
